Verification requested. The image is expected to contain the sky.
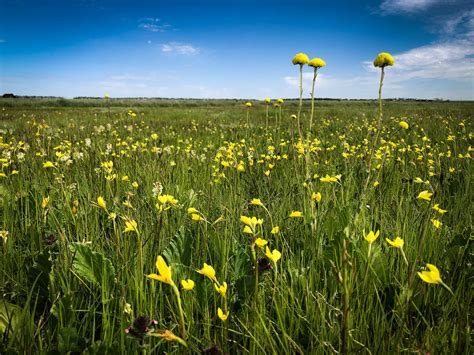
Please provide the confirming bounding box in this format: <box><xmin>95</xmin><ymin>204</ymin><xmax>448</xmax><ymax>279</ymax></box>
<box><xmin>0</xmin><ymin>0</ymin><xmax>473</xmax><ymax>100</ymax></box>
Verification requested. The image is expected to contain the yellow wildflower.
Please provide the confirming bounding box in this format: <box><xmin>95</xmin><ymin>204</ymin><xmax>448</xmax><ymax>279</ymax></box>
<box><xmin>196</xmin><ymin>263</ymin><xmax>218</xmax><ymax>283</ymax></box>
<box><xmin>147</xmin><ymin>256</ymin><xmax>175</xmax><ymax>286</ymax></box>
<box><xmin>255</xmin><ymin>238</ymin><xmax>268</xmax><ymax>248</ymax></box>
<box><xmin>124</xmin><ymin>219</ymin><xmax>138</xmax><ymax>233</ymax></box>
<box><xmin>250</xmin><ymin>198</ymin><xmax>263</xmax><ymax>206</ymax></box>
<box><xmin>311</xmin><ymin>192</ymin><xmax>322</xmax><ymax>202</ymax></box>
<box><xmin>399</xmin><ymin>121</ymin><xmax>409</xmax><ymax>129</ymax></box>
<box><xmin>214</xmin><ymin>282</ymin><xmax>227</xmax><ymax>298</ymax></box>
<box><xmin>217</xmin><ymin>308</ymin><xmax>229</xmax><ymax>321</ymax></box>
<box><xmin>292</xmin><ymin>53</ymin><xmax>309</xmax><ymax>65</ymax></box>
<box><xmin>364</xmin><ymin>230</ymin><xmax>380</xmax><ymax>244</ymax></box>
<box><xmin>373</xmin><ymin>52</ymin><xmax>395</xmax><ymax>68</ymax></box>
<box><xmin>289</xmin><ymin>211</ymin><xmax>303</xmax><ymax>218</ymax></box>
<box><xmin>97</xmin><ymin>196</ymin><xmax>107</xmax><ymax>210</ymax></box>
<box><xmin>271</xmin><ymin>226</ymin><xmax>280</xmax><ymax>234</ymax></box>
<box><xmin>265</xmin><ymin>246</ymin><xmax>282</xmax><ymax>263</ymax></box>
<box><xmin>417</xmin><ymin>263</ymin><xmax>442</xmax><ymax>284</ymax></box>
<box><xmin>431</xmin><ymin>218</ymin><xmax>442</xmax><ymax>229</ymax></box>
<box><xmin>181</xmin><ymin>279</ymin><xmax>195</xmax><ymax>291</ymax></box>
<box><xmin>417</xmin><ymin>190</ymin><xmax>432</xmax><ymax>201</ymax></box>
<box><xmin>43</xmin><ymin>161</ymin><xmax>55</xmax><ymax>169</ymax></box>
<box><xmin>432</xmin><ymin>204</ymin><xmax>447</xmax><ymax>214</ymax></box>
<box><xmin>41</xmin><ymin>196</ymin><xmax>50</xmax><ymax>209</ymax></box>
<box><xmin>308</xmin><ymin>57</ymin><xmax>326</xmax><ymax>68</ymax></box>
<box><xmin>385</xmin><ymin>237</ymin><xmax>404</xmax><ymax>248</ymax></box>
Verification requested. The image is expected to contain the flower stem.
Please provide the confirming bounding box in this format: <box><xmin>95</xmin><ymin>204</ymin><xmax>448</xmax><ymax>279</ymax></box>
<box><xmin>297</xmin><ymin>64</ymin><xmax>304</xmax><ymax>138</ymax></box>
<box><xmin>172</xmin><ymin>285</ymin><xmax>186</xmax><ymax>339</ymax></box>
<box><xmin>310</xmin><ymin>67</ymin><xmax>317</xmax><ymax>134</ymax></box>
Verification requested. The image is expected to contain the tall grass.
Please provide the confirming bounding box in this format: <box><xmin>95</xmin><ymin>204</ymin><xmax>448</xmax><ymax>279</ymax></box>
<box><xmin>0</xmin><ymin>99</ymin><xmax>472</xmax><ymax>353</ymax></box>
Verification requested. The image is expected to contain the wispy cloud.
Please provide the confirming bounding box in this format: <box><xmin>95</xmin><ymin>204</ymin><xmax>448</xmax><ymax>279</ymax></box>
<box><xmin>138</xmin><ymin>18</ymin><xmax>172</xmax><ymax>33</ymax></box>
<box><xmin>379</xmin><ymin>0</ymin><xmax>441</xmax><ymax>14</ymax></box>
<box><xmin>0</xmin><ymin>39</ymin><xmax>6</xmax><ymax>43</ymax></box>
<box><xmin>362</xmin><ymin>40</ymin><xmax>474</xmax><ymax>82</ymax></box>
<box><xmin>161</xmin><ymin>42</ymin><xmax>200</xmax><ymax>55</ymax></box>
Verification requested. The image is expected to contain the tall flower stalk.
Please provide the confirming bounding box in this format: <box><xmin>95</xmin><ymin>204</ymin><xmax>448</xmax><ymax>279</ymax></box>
<box><xmin>292</xmin><ymin>53</ymin><xmax>309</xmax><ymax>138</ymax></box>
<box><xmin>308</xmin><ymin>58</ymin><xmax>326</xmax><ymax>134</ymax></box>
<box><xmin>264</xmin><ymin>98</ymin><xmax>271</xmax><ymax>132</ymax></box>
<box><xmin>361</xmin><ymin>52</ymin><xmax>395</xmax><ymax>204</ymax></box>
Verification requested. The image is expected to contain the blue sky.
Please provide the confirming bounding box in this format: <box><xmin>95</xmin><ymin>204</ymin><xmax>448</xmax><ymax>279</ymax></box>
<box><xmin>0</xmin><ymin>0</ymin><xmax>473</xmax><ymax>99</ymax></box>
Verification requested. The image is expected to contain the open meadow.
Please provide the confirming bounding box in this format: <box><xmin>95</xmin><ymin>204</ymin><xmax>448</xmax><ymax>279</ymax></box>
<box><xmin>0</xmin><ymin>98</ymin><xmax>472</xmax><ymax>353</ymax></box>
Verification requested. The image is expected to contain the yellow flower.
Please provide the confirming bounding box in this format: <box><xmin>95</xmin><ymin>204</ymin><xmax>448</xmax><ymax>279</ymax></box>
<box><xmin>431</xmin><ymin>218</ymin><xmax>442</xmax><ymax>229</ymax></box>
<box><xmin>147</xmin><ymin>256</ymin><xmax>175</xmax><ymax>286</ymax></box>
<box><xmin>0</xmin><ymin>230</ymin><xmax>9</xmax><ymax>243</ymax></box>
<box><xmin>271</xmin><ymin>226</ymin><xmax>280</xmax><ymax>234</ymax></box>
<box><xmin>131</xmin><ymin>181</ymin><xmax>139</xmax><ymax>189</ymax></box>
<box><xmin>41</xmin><ymin>196</ymin><xmax>50</xmax><ymax>209</ymax></box>
<box><xmin>311</xmin><ymin>192</ymin><xmax>322</xmax><ymax>202</ymax></box>
<box><xmin>432</xmin><ymin>204</ymin><xmax>447</xmax><ymax>214</ymax></box>
<box><xmin>264</xmin><ymin>98</ymin><xmax>271</xmax><ymax>103</ymax></box>
<box><xmin>108</xmin><ymin>212</ymin><xmax>117</xmax><ymax>220</ymax></box>
<box><xmin>373</xmin><ymin>52</ymin><xmax>395</xmax><ymax>68</ymax></box>
<box><xmin>43</xmin><ymin>161</ymin><xmax>55</xmax><ymax>169</ymax></box>
<box><xmin>97</xmin><ymin>196</ymin><xmax>107</xmax><ymax>210</ymax></box>
<box><xmin>214</xmin><ymin>282</ymin><xmax>227</xmax><ymax>297</ymax></box>
<box><xmin>240</xmin><ymin>215</ymin><xmax>263</xmax><ymax>234</ymax></box>
<box><xmin>399</xmin><ymin>121</ymin><xmax>409</xmax><ymax>129</ymax></box>
<box><xmin>187</xmin><ymin>207</ymin><xmax>199</xmax><ymax>214</ymax></box>
<box><xmin>124</xmin><ymin>219</ymin><xmax>138</xmax><ymax>233</ymax></box>
<box><xmin>276</xmin><ymin>98</ymin><xmax>284</xmax><ymax>104</ymax></box>
<box><xmin>152</xmin><ymin>330</ymin><xmax>187</xmax><ymax>347</ymax></box>
<box><xmin>320</xmin><ymin>175</ymin><xmax>339</xmax><ymax>183</ymax></box>
<box><xmin>289</xmin><ymin>211</ymin><xmax>303</xmax><ymax>218</ymax></box>
<box><xmin>217</xmin><ymin>307</ymin><xmax>229</xmax><ymax>321</ymax></box>
<box><xmin>373</xmin><ymin>181</ymin><xmax>380</xmax><ymax>188</ymax></box>
<box><xmin>417</xmin><ymin>190</ymin><xmax>433</xmax><ymax>201</ymax></box>
<box><xmin>255</xmin><ymin>238</ymin><xmax>268</xmax><ymax>248</ymax></box>
<box><xmin>250</xmin><ymin>198</ymin><xmax>263</xmax><ymax>206</ymax></box>
<box><xmin>245</xmin><ymin>102</ymin><xmax>252</xmax><ymax>107</ymax></box>
<box><xmin>364</xmin><ymin>230</ymin><xmax>380</xmax><ymax>244</ymax></box>
<box><xmin>292</xmin><ymin>53</ymin><xmax>309</xmax><ymax>65</ymax></box>
<box><xmin>417</xmin><ymin>263</ymin><xmax>442</xmax><ymax>284</ymax></box>
<box><xmin>158</xmin><ymin>194</ymin><xmax>178</xmax><ymax>206</ymax></box>
<box><xmin>386</xmin><ymin>237</ymin><xmax>404</xmax><ymax>248</ymax></box>
<box><xmin>181</xmin><ymin>279</ymin><xmax>195</xmax><ymax>291</ymax></box>
<box><xmin>265</xmin><ymin>246</ymin><xmax>281</xmax><ymax>263</ymax></box>
<box><xmin>196</xmin><ymin>263</ymin><xmax>218</xmax><ymax>283</ymax></box>
<box><xmin>191</xmin><ymin>213</ymin><xmax>202</xmax><ymax>221</ymax></box>
<box><xmin>308</xmin><ymin>57</ymin><xmax>326</xmax><ymax>68</ymax></box>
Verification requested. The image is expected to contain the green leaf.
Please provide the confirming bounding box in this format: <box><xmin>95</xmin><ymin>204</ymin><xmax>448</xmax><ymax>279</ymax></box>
<box><xmin>0</xmin><ymin>302</ymin><xmax>22</xmax><ymax>335</ymax></box>
<box><xmin>69</xmin><ymin>243</ymin><xmax>115</xmax><ymax>287</ymax></box>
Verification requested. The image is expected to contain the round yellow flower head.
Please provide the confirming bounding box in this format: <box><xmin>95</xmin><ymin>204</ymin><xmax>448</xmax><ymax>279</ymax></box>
<box><xmin>245</xmin><ymin>102</ymin><xmax>252</xmax><ymax>107</ymax></box>
<box><xmin>373</xmin><ymin>52</ymin><xmax>395</xmax><ymax>68</ymax></box>
<box><xmin>264</xmin><ymin>98</ymin><xmax>271</xmax><ymax>103</ymax></box>
<box><xmin>308</xmin><ymin>58</ymin><xmax>326</xmax><ymax>68</ymax></box>
<box><xmin>276</xmin><ymin>98</ymin><xmax>284</xmax><ymax>104</ymax></box>
<box><xmin>399</xmin><ymin>121</ymin><xmax>409</xmax><ymax>129</ymax></box>
<box><xmin>292</xmin><ymin>53</ymin><xmax>309</xmax><ymax>65</ymax></box>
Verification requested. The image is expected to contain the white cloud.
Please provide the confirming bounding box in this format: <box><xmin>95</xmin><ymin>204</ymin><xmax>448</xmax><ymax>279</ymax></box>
<box><xmin>0</xmin><ymin>39</ymin><xmax>6</xmax><ymax>43</ymax></box>
<box><xmin>379</xmin><ymin>0</ymin><xmax>440</xmax><ymax>14</ymax></box>
<box><xmin>138</xmin><ymin>18</ymin><xmax>172</xmax><ymax>33</ymax></box>
<box><xmin>282</xmin><ymin>39</ymin><xmax>474</xmax><ymax>100</ymax></box>
<box><xmin>363</xmin><ymin>40</ymin><xmax>474</xmax><ymax>81</ymax></box>
<box><xmin>161</xmin><ymin>42</ymin><xmax>200</xmax><ymax>55</ymax></box>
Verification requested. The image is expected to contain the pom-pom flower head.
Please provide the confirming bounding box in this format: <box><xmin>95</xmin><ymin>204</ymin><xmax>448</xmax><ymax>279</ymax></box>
<box><xmin>308</xmin><ymin>58</ymin><xmax>326</xmax><ymax>68</ymax></box>
<box><xmin>292</xmin><ymin>53</ymin><xmax>309</xmax><ymax>65</ymax></box>
<box><xmin>373</xmin><ymin>52</ymin><xmax>395</xmax><ymax>68</ymax></box>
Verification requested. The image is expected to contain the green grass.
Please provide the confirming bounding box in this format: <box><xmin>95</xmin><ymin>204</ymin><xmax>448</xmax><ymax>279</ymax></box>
<box><xmin>0</xmin><ymin>98</ymin><xmax>472</xmax><ymax>353</ymax></box>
